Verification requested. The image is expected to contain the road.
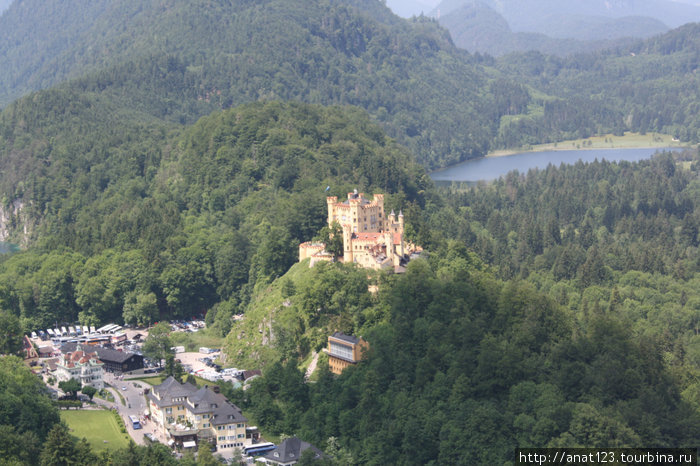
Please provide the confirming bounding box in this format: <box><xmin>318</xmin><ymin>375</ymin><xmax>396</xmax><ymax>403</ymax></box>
<box><xmin>101</xmin><ymin>372</ymin><xmax>160</xmax><ymax>445</ymax></box>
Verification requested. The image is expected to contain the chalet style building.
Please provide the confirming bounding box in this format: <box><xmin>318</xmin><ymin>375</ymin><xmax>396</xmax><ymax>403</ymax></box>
<box><xmin>54</xmin><ymin>345</ymin><xmax>104</xmax><ymax>389</ymax></box>
<box><xmin>299</xmin><ymin>190</ymin><xmax>421</xmax><ymax>271</ymax></box>
<box><xmin>62</xmin><ymin>343</ymin><xmax>144</xmax><ymax>373</ymax></box>
<box><xmin>148</xmin><ymin>377</ymin><xmax>248</xmax><ymax>452</ymax></box>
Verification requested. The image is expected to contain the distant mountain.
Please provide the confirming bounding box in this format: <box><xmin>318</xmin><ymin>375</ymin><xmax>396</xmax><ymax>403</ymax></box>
<box><xmin>495</xmin><ymin>22</ymin><xmax>700</xmax><ymax>145</ymax></box>
<box><xmin>0</xmin><ymin>0</ymin><xmax>13</xmax><ymax>14</ymax></box>
<box><xmin>439</xmin><ymin>3</ymin><xmax>641</xmax><ymax>56</ymax></box>
<box><xmin>541</xmin><ymin>15</ymin><xmax>668</xmax><ymax>41</ymax></box>
<box><xmin>434</xmin><ymin>0</ymin><xmax>700</xmax><ymax>34</ymax></box>
<box><xmin>0</xmin><ymin>0</ymin><xmax>504</xmax><ymax>169</ymax></box>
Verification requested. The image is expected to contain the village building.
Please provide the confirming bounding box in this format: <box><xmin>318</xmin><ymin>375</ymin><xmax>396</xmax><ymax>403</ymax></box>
<box><xmin>54</xmin><ymin>345</ymin><xmax>104</xmax><ymax>389</ymax></box>
<box><xmin>22</xmin><ymin>335</ymin><xmax>38</xmax><ymax>362</ymax></box>
<box><xmin>325</xmin><ymin>332</ymin><xmax>368</xmax><ymax>375</ymax></box>
<box><xmin>258</xmin><ymin>436</ymin><xmax>326</xmax><ymax>465</ymax></box>
<box><xmin>299</xmin><ymin>190</ymin><xmax>421</xmax><ymax>271</ymax></box>
<box><xmin>62</xmin><ymin>343</ymin><xmax>144</xmax><ymax>373</ymax></box>
<box><xmin>148</xmin><ymin>377</ymin><xmax>249</xmax><ymax>453</ymax></box>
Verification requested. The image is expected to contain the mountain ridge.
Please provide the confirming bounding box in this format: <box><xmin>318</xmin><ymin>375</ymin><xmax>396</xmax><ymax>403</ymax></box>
<box><xmin>439</xmin><ymin>2</ymin><xmax>650</xmax><ymax>56</ymax></box>
<box><xmin>433</xmin><ymin>0</ymin><xmax>700</xmax><ymax>34</ymax></box>
<box><xmin>0</xmin><ymin>0</ymin><xmax>499</xmax><ymax>169</ymax></box>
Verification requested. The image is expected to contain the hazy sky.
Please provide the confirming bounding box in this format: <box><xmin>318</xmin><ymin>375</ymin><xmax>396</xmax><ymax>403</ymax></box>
<box><xmin>386</xmin><ymin>0</ymin><xmax>441</xmax><ymax>18</ymax></box>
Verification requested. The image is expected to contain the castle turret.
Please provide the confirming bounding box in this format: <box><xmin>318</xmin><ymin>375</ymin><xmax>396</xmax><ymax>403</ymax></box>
<box><xmin>326</xmin><ymin>196</ymin><xmax>338</xmax><ymax>226</ymax></box>
<box><xmin>343</xmin><ymin>227</ymin><xmax>354</xmax><ymax>263</ymax></box>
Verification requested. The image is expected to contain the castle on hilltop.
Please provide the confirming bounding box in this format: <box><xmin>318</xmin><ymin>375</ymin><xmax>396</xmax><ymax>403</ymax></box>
<box><xmin>299</xmin><ymin>190</ymin><xmax>421</xmax><ymax>272</ymax></box>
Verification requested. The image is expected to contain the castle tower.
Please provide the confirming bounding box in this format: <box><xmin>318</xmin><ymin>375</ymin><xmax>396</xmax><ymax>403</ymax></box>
<box><xmin>326</xmin><ymin>196</ymin><xmax>338</xmax><ymax>226</ymax></box>
<box><xmin>343</xmin><ymin>226</ymin><xmax>354</xmax><ymax>263</ymax></box>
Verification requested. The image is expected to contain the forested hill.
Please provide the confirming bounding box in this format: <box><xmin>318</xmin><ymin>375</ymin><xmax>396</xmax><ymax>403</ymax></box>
<box><xmin>0</xmin><ymin>99</ymin><xmax>431</xmax><ymax>329</ymax></box>
<box><xmin>0</xmin><ymin>0</ymin><xmax>514</xmax><ymax>169</ymax></box>
<box><xmin>492</xmin><ymin>23</ymin><xmax>700</xmax><ymax>146</ymax></box>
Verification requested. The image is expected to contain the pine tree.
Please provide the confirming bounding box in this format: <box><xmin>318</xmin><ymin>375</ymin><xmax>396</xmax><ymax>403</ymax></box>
<box><xmin>40</xmin><ymin>424</ymin><xmax>77</xmax><ymax>466</ymax></box>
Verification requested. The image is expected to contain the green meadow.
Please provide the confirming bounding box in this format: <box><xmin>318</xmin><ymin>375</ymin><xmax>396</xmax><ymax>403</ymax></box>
<box><xmin>60</xmin><ymin>410</ymin><xmax>131</xmax><ymax>452</ymax></box>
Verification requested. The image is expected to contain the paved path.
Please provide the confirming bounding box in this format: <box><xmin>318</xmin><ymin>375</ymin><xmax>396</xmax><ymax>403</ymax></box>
<box><xmin>305</xmin><ymin>351</ymin><xmax>319</xmax><ymax>380</ymax></box>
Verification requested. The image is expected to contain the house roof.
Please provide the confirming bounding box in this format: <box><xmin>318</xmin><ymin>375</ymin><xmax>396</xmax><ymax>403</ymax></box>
<box><xmin>354</xmin><ymin>232</ymin><xmax>382</xmax><ymax>241</ymax></box>
<box><xmin>187</xmin><ymin>387</ymin><xmax>223</xmax><ymax>413</ymax></box>
<box><xmin>61</xmin><ymin>343</ymin><xmax>141</xmax><ymax>364</ymax></box>
<box><xmin>330</xmin><ymin>332</ymin><xmax>359</xmax><ymax>344</ymax></box>
<box><xmin>262</xmin><ymin>437</ymin><xmax>325</xmax><ymax>464</ymax></box>
<box><xmin>150</xmin><ymin>376</ymin><xmax>198</xmax><ymax>407</ymax></box>
<box><xmin>58</xmin><ymin>347</ymin><xmax>103</xmax><ymax>368</ymax></box>
<box><xmin>242</xmin><ymin>370</ymin><xmax>262</xmax><ymax>380</ymax></box>
<box><xmin>38</xmin><ymin>346</ymin><xmax>55</xmax><ymax>355</ymax></box>
<box><xmin>44</xmin><ymin>358</ymin><xmax>58</xmax><ymax>371</ymax></box>
<box><xmin>151</xmin><ymin>377</ymin><xmax>247</xmax><ymax>425</ymax></box>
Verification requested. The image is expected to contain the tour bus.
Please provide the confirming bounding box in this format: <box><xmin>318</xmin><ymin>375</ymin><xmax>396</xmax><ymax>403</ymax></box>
<box><xmin>129</xmin><ymin>415</ymin><xmax>142</xmax><ymax>430</ymax></box>
<box><xmin>97</xmin><ymin>324</ymin><xmax>117</xmax><ymax>334</ymax></box>
<box><xmin>243</xmin><ymin>442</ymin><xmax>276</xmax><ymax>456</ymax></box>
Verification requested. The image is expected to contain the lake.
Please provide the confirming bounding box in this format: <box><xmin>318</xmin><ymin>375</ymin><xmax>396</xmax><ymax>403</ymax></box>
<box><xmin>430</xmin><ymin>147</ymin><xmax>682</xmax><ymax>182</ymax></box>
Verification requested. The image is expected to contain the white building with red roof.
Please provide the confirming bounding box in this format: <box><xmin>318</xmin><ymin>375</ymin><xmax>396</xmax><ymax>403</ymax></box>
<box><xmin>54</xmin><ymin>344</ymin><xmax>104</xmax><ymax>389</ymax></box>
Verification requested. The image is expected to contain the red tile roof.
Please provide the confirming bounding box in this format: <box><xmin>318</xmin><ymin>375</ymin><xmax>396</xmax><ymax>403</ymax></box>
<box><xmin>355</xmin><ymin>232</ymin><xmax>382</xmax><ymax>241</ymax></box>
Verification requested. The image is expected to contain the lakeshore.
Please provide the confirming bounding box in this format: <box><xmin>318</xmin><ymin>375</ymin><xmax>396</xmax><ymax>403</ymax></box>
<box><xmin>486</xmin><ymin>132</ymin><xmax>687</xmax><ymax>158</ymax></box>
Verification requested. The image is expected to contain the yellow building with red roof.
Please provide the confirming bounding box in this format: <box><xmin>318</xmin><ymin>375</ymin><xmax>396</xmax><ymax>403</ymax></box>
<box><xmin>299</xmin><ymin>190</ymin><xmax>421</xmax><ymax>271</ymax></box>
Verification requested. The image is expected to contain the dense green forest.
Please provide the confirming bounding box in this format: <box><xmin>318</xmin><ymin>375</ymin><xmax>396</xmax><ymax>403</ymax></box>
<box><xmin>2</xmin><ymin>1</ymin><xmax>700</xmax><ymax>464</ymax></box>
<box><xmin>0</xmin><ymin>100</ymin><xmax>430</xmax><ymax>331</ymax></box>
<box><xmin>209</xmin><ymin>150</ymin><xmax>700</xmax><ymax>464</ymax></box>
<box><xmin>494</xmin><ymin>23</ymin><xmax>700</xmax><ymax>146</ymax></box>
<box><xmin>3</xmin><ymin>150</ymin><xmax>699</xmax><ymax>466</ymax></box>
<box><xmin>3</xmin><ymin>0</ymin><xmax>696</xmax><ymax>172</ymax></box>
<box><xmin>228</xmin><ymin>255</ymin><xmax>700</xmax><ymax>464</ymax></box>
<box><xmin>0</xmin><ymin>0</ymin><xmax>511</xmax><ymax>169</ymax></box>
<box><xmin>1</xmin><ymin>106</ymin><xmax>699</xmax><ymax>465</ymax></box>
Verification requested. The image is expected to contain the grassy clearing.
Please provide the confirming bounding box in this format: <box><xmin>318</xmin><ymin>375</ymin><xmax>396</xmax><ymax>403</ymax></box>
<box><xmin>489</xmin><ymin>132</ymin><xmax>688</xmax><ymax>157</ymax></box>
<box><xmin>169</xmin><ymin>328</ymin><xmax>224</xmax><ymax>352</ymax></box>
<box><xmin>131</xmin><ymin>375</ymin><xmax>166</xmax><ymax>386</ymax></box>
<box><xmin>60</xmin><ymin>409</ymin><xmax>130</xmax><ymax>452</ymax></box>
